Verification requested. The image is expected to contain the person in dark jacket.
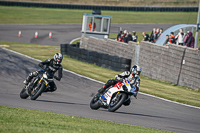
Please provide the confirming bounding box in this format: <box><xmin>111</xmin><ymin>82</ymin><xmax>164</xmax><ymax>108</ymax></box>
<box><xmin>185</xmin><ymin>32</ymin><xmax>195</xmax><ymax>48</ymax></box>
<box><xmin>142</xmin><ymin>32</ymin><xmax>150</xmax><ymax>41</ymax></box>
<box><xmin>123</xmin><ymin>30</ymin><xmax>132</xmax><ymax>43</ymax></box>
<box><xmin>132</xmin><ymin>31</ymin><xmax>138</xmax><ymax>42</ymax></box>
<box><xmin>116</xmin><ymin>31</ymin><xmax>123</xmax><ymax>41</ymax></box>
<box><xmin>24</xmin><ymin>53</ymin><xmax>63</xmax><ymax>92</ymax></box>
<box><xmin>149</xmin><ymin>28</ymin><xmax>156</xmax><ymax>42</ymax></box>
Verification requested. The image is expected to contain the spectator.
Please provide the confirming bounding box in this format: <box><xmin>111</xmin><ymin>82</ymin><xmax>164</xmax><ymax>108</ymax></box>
<box><xmin>175</xmin><ymin>28</ymin><xmax>185</xmax><ymax>46</ymax></box>
<box><xmin>185</xmin><ymin>32</ymin><xmax>195</xmax><ymax>48</ymax></box>
<box><xmin>183</xmin><ymin>32</ymin><xmax>189</xmax><ymax>45</ymax></box>
<box><xmin>123</xmin><ymin>31</ymin><xmax>133</xmax><ymax>43</ymax></box>
<box><xmin>158</xmin><ymin>28</ymin><xmax>163</xmax><ymax>38</ymax></box>
<box><xmin>116</xmin><ymin>31</ymin><xmax>123</xmax><ymax>41</ymax></box>
<box><xmin>142</xmin><ymin>32</ymin><xmax>150</xmax><ymax>42</ymax></box>
<box><xmin>164</xmin><ymin>35</ymin><xmax>170</xmax><ymax>46</ymax></box>
<box><xmin>150</xmin><ymin>28</ymin><xmax>156</xmax><ymax>42</ymax></box>
<box><xmin>169</xmin><ymin>32</ymin><xmax>175</xmax><ymax>44</ymax></box>
<box><xmin>132</xmin><ymin>31</ymin><xmax>138</xmax><ymax>42</ymax></box>
<box><xmin>155</xmin><ymin>28</ymin><xmax>160</xmax><ymax>41</ymax></box>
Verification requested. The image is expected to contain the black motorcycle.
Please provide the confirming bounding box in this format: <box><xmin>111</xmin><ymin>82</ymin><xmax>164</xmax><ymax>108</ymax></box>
<box><xmin>20</xmin><ymin>69</ymin><xmax>54</xmax><ymax>100</ymax></box>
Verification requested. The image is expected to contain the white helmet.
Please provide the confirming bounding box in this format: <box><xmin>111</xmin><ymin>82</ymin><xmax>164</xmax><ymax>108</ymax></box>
<box><xmin>54</xmin><ymin>53</ymin><xmax>63</xmax><ymax>64</ymax></box>
<box><xmin>131</xmin><ymin>65</ymin><xmax>141</xmax><ymax>78</ymax></box>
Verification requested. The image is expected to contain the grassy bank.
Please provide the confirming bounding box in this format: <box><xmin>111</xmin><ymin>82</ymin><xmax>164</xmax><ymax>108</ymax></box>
<box><xmin>0</xmin><ymin>6</ymin><xmax>197</xmax><ymax>24</ymax></box>
<box><xmin>1</xmin><ymin>41</ymin><xmax>200</xmax><ymax>107</ymax></box>
<box><xmin>0</xmin><ymin>106</ymin><xmax>172</xmax><ymax>133</ymax></box>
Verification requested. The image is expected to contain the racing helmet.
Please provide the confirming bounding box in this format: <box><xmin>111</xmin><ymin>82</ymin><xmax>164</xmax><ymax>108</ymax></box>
<box><xmin>54</xmin><ymin>53</ymin><xmax>63</xmax><ymax>64</ymax></box>
<box><xmin>131</xmin><ymin>65</ymin><xmax>141</xmax><ymax>78</ymax></box>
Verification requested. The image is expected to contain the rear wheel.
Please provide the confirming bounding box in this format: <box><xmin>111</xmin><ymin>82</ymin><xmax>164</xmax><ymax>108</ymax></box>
<box><xmin>90</xmin><ymin>93</ymin><xmax>101</xmax><ymax>110</ymax></box>
<box><xmin>108</xmin><ymin>93</ymin><xmax>127</xmax><ymax>112</ymax></box>
<box><xmin>30</xmin><ymin>83</ymin><xmax>46</xmax><ymax>100</ymax></box>
<box><xmin>20</xmin><ymin>87</ymin><xmax>29</xmax><ymax>99</ymax></box>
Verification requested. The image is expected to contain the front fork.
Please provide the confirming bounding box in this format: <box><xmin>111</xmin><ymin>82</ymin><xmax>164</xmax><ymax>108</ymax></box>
<box><xmin>26</xmin><ymin>77</ymin><xmax>45</xmax><ymax>95</ymax></box>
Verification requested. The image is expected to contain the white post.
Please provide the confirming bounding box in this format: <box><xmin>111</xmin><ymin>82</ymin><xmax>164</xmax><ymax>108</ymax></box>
<box><xmin>195</xmin><ymin>2</ymin><xmax>200</xmax><ymax>48</ymax></box>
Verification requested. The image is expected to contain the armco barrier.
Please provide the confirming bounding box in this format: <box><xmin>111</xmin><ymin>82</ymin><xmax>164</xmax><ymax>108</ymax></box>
<box><xmin>80</xmin><ymin>37</ymin><xmax>200</xmax><ymax>90</ymax></box>
<box><xmin>0</xmin><ymin>1</ymin><xmax>198</xmax><ymax>12</ymax></box>
<box><xmin>60</xmin><ymin>44</ymin><xmax>131</xmax><ymax>72</ymax></box>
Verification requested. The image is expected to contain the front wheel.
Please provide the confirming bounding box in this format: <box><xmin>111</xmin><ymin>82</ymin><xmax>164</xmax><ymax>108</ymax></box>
<box><xmin>30</xmin><ymin>83</ymin><xmax>46</xmax><ymax>100</ymax></box>
<box><xmin>20</xmin><ymin>87</ymin><xmax>29</xmax><ymax>99</ymax></box>
<box><xmin>90</xmin><ymin>93</ymin><xmax>101</xmax><ymax>110</ymax></box>
<box><xmin>108</xmin><ymin>93</ymin><xmax>127</xmax><ymax>112</ymax></box>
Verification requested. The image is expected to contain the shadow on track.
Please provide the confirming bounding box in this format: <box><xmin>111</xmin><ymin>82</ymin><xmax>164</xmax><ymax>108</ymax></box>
<box><xmin>98</xmin><ymin>110</ymin><xmax>169</xmax><ymax>119</ymax></box>
<box><xmin>37</xmin><ymin>99</ymin><xmax>88</xmax><ymax>106</ymax></box>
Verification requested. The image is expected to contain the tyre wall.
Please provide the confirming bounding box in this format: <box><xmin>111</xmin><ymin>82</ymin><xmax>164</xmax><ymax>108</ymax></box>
<box><xmin>61</xmin><ymin>44</ymin><xmax>131</xmax><ymax>72</ymax></box>
<box><xmin>80</xmin><ymin>36</ymin><xmax>137</xmax><ymax>66</ymax></box>
<box><xmin>0</xmin><ymin>1</ymin><xmax>198</xmax><ymax>12</ymax></box>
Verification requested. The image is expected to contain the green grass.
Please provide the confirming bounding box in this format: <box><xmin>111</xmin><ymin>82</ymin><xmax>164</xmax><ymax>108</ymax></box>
<box><xmin>0</xmin><ymin>6</ymin><xmax>197</xmax><ymax>24</ymax></box>
<box><xmin>0</xmin><ymin>106</ymin><xmax>172</xmax><ymax>133</ymax></box>
<box><xmin>1</xmin><ymin>41</ymin><xmax>200</xmax><ymax>107</ymax></box>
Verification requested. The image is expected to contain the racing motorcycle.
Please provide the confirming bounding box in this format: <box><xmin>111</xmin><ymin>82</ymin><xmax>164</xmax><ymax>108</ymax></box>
<box><xmin>20</xmin><ymin>69</ymin><xmax>54</xmax><ymax>100</ymax></box>
<box><xmin>90</xmin><ymin>78</ymin><xmax>136</xmax><ymax>112</ymax></box>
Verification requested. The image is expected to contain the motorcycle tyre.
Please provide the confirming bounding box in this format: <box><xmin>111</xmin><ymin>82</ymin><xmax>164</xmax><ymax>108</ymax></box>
<box><xmin>90</xmin><ymin>93</ymin><xmax>100</xmax><ymax>110</ymax></box>
<box><xmin>30</xmin><ymin>83</ymin><xmax>45</xmax><ymax>100</ymax></box>
<box><xmin>108</xmin><ymin>93</ymin><xmax>127</xmax><ymax>112</ymax></box>
<box><xmin>20</xmin><ymin>87</ymin><xmax>29</xmax><ymax>99</ymax></box>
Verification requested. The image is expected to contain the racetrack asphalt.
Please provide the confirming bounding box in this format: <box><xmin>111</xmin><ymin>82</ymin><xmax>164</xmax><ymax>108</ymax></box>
<box><xmin>0</xmin><ymin>24</ymin><xmax>200</xmax><ymax>133</ymax></box>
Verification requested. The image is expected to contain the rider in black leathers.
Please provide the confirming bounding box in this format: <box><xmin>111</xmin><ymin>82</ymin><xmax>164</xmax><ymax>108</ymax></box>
<box><xmin>24</xmin><ymin>53</ymin><xmax>63</xmax><ymax>92</ymax></box>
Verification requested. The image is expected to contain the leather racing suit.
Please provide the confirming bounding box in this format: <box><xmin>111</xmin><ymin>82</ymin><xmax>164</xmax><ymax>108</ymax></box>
<box><xmin>25</xmin><ymin>58</ymin><xmax>63</xmax><ymax>92</ymax></box>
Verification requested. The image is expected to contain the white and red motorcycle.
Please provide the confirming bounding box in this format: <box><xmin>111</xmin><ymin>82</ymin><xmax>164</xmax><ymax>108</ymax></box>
<box><xmin>90</xmin><ymin>78</ymin><xmax>136</xmax><ymax>112</ymax></box>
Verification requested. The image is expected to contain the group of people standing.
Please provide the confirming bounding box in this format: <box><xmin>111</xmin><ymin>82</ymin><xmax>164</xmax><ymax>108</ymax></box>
<box><xmin>116</xmin><ymin>30</ymin><xmax>138</xmax><ymax>43</ymax></box>
<box><xmin>142</xmin><ymin>28</ymin><xmax>163</xmax><ymax>43</ymax></box>
<box><xmin>116</xmin><ymin>28</ymin><xmax>198</xmax><ymax>50</ymax></box>
<box><xmin>164</xmin><ymin>28</ymin><xmax>195</xmax><ymax>48</ymax></box>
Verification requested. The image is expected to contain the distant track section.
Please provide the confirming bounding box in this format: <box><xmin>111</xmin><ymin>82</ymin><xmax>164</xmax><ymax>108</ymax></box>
<box><xmin>0</xmin><ymin>1</ymin><xmax>198</xmax><ymax>12</ymax></box>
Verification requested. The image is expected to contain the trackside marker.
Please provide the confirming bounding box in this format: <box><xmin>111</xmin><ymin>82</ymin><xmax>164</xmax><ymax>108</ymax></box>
<box><xmin>35</xmin><ymin>31</ymin><xmax>38</xmax><ymax>38</ymax></box>
<box><xmin>18</xmin><ymin>30</ymin><xmax>21</xmax><ymax>37</ymax></box>
<box><xmin>49</xmin><ymin>32</ymin><xmax>52</xmax><ymax>38</ymax></box>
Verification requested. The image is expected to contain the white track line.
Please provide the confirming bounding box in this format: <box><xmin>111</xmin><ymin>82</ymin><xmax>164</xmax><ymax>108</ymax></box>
<box><xmin>69</xmin><ymin>37</ymin><xmax>81</xmax><ymax>44</ymax></box>
<box><xmin>1</xmin><ymin>46</ymin><xmax>200</xmax><ymax>110</ymax></box>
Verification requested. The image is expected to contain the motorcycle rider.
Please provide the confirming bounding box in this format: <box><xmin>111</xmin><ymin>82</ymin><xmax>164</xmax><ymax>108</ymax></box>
<box><xmin>98</xmin><ymin>65</ymin><xmax>141</xmax><ymax>105</ymax></box>
<box><xmin>23</xmin><ymin>53</ymin><xmax>63</xmax><ymax>92</ymax></box>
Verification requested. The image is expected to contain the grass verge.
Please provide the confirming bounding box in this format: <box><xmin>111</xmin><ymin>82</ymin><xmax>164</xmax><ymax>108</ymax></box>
<box><xmin>0</xmin><ymin>106</ymin><xmax>172</xmax><ymax>133</ymax></box>
<box><xmin>0</xmin><ymin>6</ymin><xmax>197</xmax><ymax>24</ymax></box>
<box><xmin>1</xmin><ymin>41</ymin><xmax>200</xmax><ymax>107</ymax></box>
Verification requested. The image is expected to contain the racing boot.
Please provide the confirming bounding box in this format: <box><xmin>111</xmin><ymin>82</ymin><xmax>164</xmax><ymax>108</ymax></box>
<box><xmin>23</xmin><ymin>75</ymin><xmax>33</xmax><ymax>85</ymax></box>
<box><xmin>133</xmin><ymin>92</ymin><xmax>138</xmax><ymax>99</ymax></box>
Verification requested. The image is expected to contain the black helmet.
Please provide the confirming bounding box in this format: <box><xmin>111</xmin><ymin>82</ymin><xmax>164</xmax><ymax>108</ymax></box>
<box><xmin>54</xmin><ymin>53</ymin><xmax>63</xmax><ymax>64</ymax></box>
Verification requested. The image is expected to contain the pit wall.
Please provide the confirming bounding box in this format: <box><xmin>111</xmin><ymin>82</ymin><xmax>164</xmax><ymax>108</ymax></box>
<box><xmin>80</xmin><ymin>37</ymin><xmax>200</xmax><ymax>90</ymax></box>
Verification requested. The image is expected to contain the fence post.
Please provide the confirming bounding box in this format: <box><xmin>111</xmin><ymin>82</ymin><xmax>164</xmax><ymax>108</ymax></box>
<box><xmin>134</xmin><ymin>44</ymin><xmax>140</xmax><ymax>65</ymax></box>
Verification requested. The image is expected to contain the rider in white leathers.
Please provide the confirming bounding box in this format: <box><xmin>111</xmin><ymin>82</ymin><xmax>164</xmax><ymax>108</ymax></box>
<box><xmin>98</xmin><ymin>65</ymin><xmax>141</xmax><ymax>105</ymax></box>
